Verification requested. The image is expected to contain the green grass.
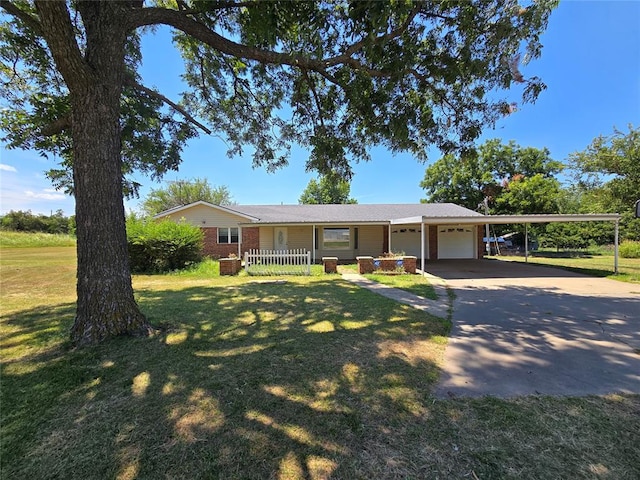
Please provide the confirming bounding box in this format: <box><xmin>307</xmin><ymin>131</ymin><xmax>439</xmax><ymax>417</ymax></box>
<box><xmin>2</xmin><ymin>244</ymin><xmax>639</xmax><ymax>479</ymax></box>
<box><xmin>364</xmin><ymin>272</ymin><xmax>438</xmax><ymax>300</ymax></box>
<box><xmin>494</xmin><ymin>250</ymin><xmax>640</xmax><ymax>283</ymax></box>
<box><xmin>0</xmin><ymin>230</ymin><xmax>77</xmax><ymax>247</ymax></box>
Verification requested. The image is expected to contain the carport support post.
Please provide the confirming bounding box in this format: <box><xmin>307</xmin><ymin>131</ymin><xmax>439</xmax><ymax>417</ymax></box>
<box><xmin>614</xmin><ymin>219</ymin><xmax>619</xmax><ymax>274</ymax></box>
<box><xmin>525</xmin><ymin>223</ymin><xmax>529</xmax><ymax>263</ymax></box>
<box><xmin>421</xmin><ymin>221</ymin><xmax>425</xmax><ymax>275</ymax></box>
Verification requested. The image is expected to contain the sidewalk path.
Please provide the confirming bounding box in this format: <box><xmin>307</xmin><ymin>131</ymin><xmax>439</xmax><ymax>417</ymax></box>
<box><xmin>340</xmin><ymin>272</ymin><xmax>450</xmax><ymax>319</ymax></box>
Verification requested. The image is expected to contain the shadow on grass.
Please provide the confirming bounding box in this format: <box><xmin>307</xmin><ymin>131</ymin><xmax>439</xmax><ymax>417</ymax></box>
<box><xmin>519</xmin><ymin>261</ymin><xmax>614</xmax><ymax>279</ymax></box>
<box><xmin>3</xmin><ymin>278</ymin><xmax>640</xmax><ymax>478</ymax></box>
<box><xmin>1</xmin><ymin>279</ymin><xmax>452</xmax><ymax>479</ymax></box>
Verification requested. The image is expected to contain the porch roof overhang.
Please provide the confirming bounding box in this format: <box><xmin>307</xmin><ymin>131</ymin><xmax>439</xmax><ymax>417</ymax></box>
<box><xmin>237</xmin><ymin>221</ymin><xmax>389</xmax><ymax>227</ymax></box>
<box><xmin>390</xmin><ymin>213</ymin><xmax>621</xmax><ymax>225</ymax></box>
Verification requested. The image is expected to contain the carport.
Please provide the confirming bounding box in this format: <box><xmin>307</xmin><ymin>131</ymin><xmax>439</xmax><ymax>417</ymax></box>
<box><xmin>390</xmin><ymin>213</ymin><xmax>621</xmax><ymax>274</ymax></box>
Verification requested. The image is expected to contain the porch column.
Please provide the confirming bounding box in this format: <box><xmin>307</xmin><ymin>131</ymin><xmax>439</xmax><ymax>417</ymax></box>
<box><xmin>312</xmin><ymin>224</ymin><xmax>316</xmax><ymax>264</ymax></box>
<box><xmin>388</xmin><ymin>223</ymin><xmax>392</xmax><ymax>254</ymax></box>
<box><xmin>238</xmin><ymin>226</ymin><xmax>242</xmax><ymax>258</ymax></box>
<box><xmin>614</xmin><ymin>219</ymin><xmax>619</xmax><ymax>274</ymax></box>
<box><xmin>421</xmin><ymin>222</ymin><xmax>425</xmax><ymax>276</ymax></box>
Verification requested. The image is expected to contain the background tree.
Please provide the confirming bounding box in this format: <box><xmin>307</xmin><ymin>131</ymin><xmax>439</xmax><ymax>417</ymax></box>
<box><xmin>141</xmin><ymin>178</ymin><xmax>234</xmax><ymax>216</ymax></box>
<box><xmin>569</xmin><ymin>125</ymin><xmax>640</xmax><ymax>240</ymax></box>
<box><xmin>0</xmin><ymin>209</ymin><xmax>73</xmax><ymax>234</ymax></box>
<box><xmin>0</xmin><ymin>0</ymin><xmax>557</xmax><ymax>345</ymax></box>
<box><xmin>420</xmin><ymin>139</ymin><xmax>563</xmax><ymax>212</ymax></box>
<box><xmin>299</xmin><ymin>174</ymin><xmax>357</xmax><ymax>205</ymax></box>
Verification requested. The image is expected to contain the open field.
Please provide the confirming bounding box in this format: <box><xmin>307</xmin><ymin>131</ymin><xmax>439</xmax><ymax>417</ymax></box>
<box><xmin>2</xmin><ymin>246</ymin><xmax>639</xmax><ymax>479</ymax></box>
<box><xmin>493</xmin><ymin>251</ymin><xmax>640</xmax><ymax>283</ymax></box>
<box><xmin>0</xmin><ymin>230</ymin><xmax>77</xmax><ymax>248</ymax></box>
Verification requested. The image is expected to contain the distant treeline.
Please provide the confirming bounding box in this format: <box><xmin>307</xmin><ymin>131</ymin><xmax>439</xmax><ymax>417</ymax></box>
<box><xmin>0</xmin><ymin>210</ymin><xmax>75</xmax><ymax>235</ymax></box>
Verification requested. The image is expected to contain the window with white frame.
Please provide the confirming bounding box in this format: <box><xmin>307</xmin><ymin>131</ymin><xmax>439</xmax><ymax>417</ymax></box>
<box><xmin>218</xmin><ymin>227</ymin><xmax>239</xmax><ymax>244</ymax></box>
<box><xmin>323</xmin><ymin>227</ymin><xmax>350</xmax><ymax>249</ymax></box>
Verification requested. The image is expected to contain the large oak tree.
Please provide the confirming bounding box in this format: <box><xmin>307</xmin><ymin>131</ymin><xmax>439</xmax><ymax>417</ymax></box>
<box><xmin>0</xmin><ymin>0</ymin><xmax>557</xmax><ymax>345</ymax></box>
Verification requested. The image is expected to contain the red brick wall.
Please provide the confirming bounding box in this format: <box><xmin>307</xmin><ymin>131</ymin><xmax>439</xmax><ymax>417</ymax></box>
<box><xmin>202</xmin><ymin>226</ymin><xmax>260</xmax><ymax>258</ymax></box>
<box><xmin>382</xmin><ymin>225</ymin><xmax>389</xmax><ymax>253</ymax></box>
<box><xmin>429</xmin><ymin>225</ymin><xmax>438</xmax><ymax>260</ymax></box>
<box><xmin>477</xmin><ymin>226</ymin><xmax>486</xmax><ymax>258</ymax></box>
<box><xmin>242</xmin><ymin>227</ymin><xmax>260</xmax><ymax>252</ymax></box>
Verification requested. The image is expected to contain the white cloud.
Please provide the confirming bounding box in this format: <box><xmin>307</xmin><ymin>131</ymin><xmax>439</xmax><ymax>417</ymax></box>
<box><xmin>0</xmin><ymin>164</ymin><xmax>17</xmax><ymax>172</ymax></box>
<box><xmin>25</xmin><ymin>190</ymin><xmax>66</xmax><ymax>201</ymax></box>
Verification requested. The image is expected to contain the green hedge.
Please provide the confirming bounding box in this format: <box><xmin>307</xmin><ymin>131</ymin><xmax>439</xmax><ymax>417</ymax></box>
<box><xmin>127</xmin><ymin>217</ymin><xmax>204</xmax><ymax>273</ymax></box>
<box><xmin>619</xmin><ymin>241</ymin><xmax>640</xmax><ymax>259</ymax></box>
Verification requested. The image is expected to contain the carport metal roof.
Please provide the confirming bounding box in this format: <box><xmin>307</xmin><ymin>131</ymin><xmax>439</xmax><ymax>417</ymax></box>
<box><xmin>391</xmin><ymin>213</ymin><xmax>620</xmax><ymax>225</ymax></box>
<box><xmin>396</xmin><ymin>213</ymin><xmax>623</xmax><ymax>275</ymax></box>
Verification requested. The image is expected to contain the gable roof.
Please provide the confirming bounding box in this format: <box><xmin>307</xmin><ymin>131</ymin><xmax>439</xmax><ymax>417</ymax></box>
<box><xmin>153</xmin><ymin>201</ymin><xmax>260</xmax><ymax>221</ymax></box>
<box><xmin>231</xmin><ymin>203</ymin><xmax>483</xmax><ymax>224</ymax></box>
<box><xmin>154</xmin><ymin>201</ymin><xmax>483</xmax><ymax>224</ymax></box>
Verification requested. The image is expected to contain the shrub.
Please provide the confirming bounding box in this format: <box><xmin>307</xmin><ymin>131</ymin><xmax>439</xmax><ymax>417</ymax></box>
<box><xmin>619</xmin><ymin>240</ymin><xmax>640</xmax><ymax>259</ymax></box>
<box><xmin>126</xmin><ymin>217</ymin><xmax>204</xmax><ymax>273</ymax></box>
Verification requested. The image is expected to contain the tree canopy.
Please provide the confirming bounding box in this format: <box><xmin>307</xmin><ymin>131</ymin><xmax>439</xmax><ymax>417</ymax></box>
<box><xmin>420</xmin><ymin>139</ymin><xmax>564</xmax><ymax>213</ymax></box>
<box><xmin>299</xmin><ymin>174</ymin><xmax>357</xmax><ymax>204</ymax></box>
<box><xmin>141</xmin><ymin>178</ymin><xmax>234</xmax><ymax>216</ymax></box>
<box><xmin>0</xmin><ymin>0</ymin><xmax>557</xmax><ymax>345</ymax></box>
<box><xmin>569</xmin><ymin>125</ymin><xmax>640</xmax><ymax>240</ymax></box>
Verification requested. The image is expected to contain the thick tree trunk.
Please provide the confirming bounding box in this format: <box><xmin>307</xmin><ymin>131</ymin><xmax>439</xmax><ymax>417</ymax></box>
<box><xmin>63</xmin><ymin>2</ymin><xmax>151</xmax><ymax>346</ymax></box>
<box><xmin>69</xmin><ymin>83</ymin><xmax>152</xmax><ymax>346</ymax></box>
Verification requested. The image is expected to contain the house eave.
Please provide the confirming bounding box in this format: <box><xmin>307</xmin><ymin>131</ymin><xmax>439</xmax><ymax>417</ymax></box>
<box><xmin>154</xmin><ymin>201</ymin><xmax>259</xmax><ymax>221</ymax></box>
<box><xmin>391</xmin><ymin>213</ymin><xmax>621</xmax><ymax>225</ymax></box>
<box><xmin>238</xmin><ymin>221</ymin><xmax>391</xmax><ymax>227</ymax></box>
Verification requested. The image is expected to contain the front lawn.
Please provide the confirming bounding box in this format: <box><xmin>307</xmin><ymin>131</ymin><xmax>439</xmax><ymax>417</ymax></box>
<box><xmin>1</xmin><ymin>246</ymin><xmax>638</xmax><ymax>479</ymax></box>
<box><xmin>493</xmin><ymin>250</ymin><xmax>640</xmax><ymax>283</ymax></box>
<box><xmin>364</xmin><ymin>272</ymin><xmax>438</xmax><ymax>300</ymax></box>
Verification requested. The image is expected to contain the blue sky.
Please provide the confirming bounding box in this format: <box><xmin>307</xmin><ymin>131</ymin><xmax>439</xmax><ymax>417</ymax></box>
<box><xmin>1</xmin><ymin>0</ymin><xmax>639</xmax><ymax>217</ymax></box>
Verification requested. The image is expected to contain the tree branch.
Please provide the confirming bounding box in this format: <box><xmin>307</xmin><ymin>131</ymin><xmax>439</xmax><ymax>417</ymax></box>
<box><xmin>123</xmin><ymin>76</ymin><xmax>212</xmax><ymax>134</ymax></box>
<box><xmin>127</xmin><ymin>7</ymin><xmax>414</xmax><ymax>84</ymax></box>
<box><xmin>302</xmin><ymin>69</ymin><xmax>325</xmax><ymax>129</ymax></box>
<box><xmin>41</xmin><ymin>115</ymin><xmax>72</xmax><ymax>136</ymax></box>
<box><xmin>0</xmin><ymin>0</ymin><xmax>43</xmax><ymax>34</ymax></box>
<box><xmin>33</xmin><ymin>0</ymin><xmax>94</xmax><ymax>89</ymax></box>
<box><xmin>339</xmin><ymin>5</ymin><xmax>421</xmax><ymax>62</ymax></box>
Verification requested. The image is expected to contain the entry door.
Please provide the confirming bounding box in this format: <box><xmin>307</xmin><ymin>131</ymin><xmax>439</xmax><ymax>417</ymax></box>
<box><xmin>274</xmin><ymin>227</ymin><xmax>288</xmax><ymax>251</ymax></box>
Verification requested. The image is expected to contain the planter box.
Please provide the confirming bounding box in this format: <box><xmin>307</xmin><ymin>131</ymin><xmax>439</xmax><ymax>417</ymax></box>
<box><xmin>357</xmin><ymin>256</ymin><xmax>417</xmax><ymax>274</ymax></box>
<box><xmin>220</xmin><ymin>257</ymin><xmax>242</xmax><ymax>275</ymax></box>
<box><xmin>322</xmin><ymin>256</ymin><xmax>338</xmax><ymax>274</ymax></box>
<box><xmin>356</xmin><ymin>256</ymin><xmax>375</xmax><ymax>274</ymax></box>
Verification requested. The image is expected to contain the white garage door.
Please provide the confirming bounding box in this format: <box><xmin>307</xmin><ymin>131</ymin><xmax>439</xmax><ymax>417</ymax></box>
<box><xmin>438</xmin><ymin>225</ymin><xmax>476</xmax><ymax>259</ymax></box>
<box><xmin>390</xmin><ymin>226</ymin><xmax>423</xmax><ymax>257</ymax></box>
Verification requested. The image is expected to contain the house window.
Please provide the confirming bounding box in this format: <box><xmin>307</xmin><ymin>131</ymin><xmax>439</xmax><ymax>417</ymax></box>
<box><xmin>323</xmin><ymin>228</ymin><xmax>350</xmax><ymax>249</ymax></box>
<box><xmin>218</xmin><ymin>227</ymin><xmax>239</xmax><ymax>244</ymax></box>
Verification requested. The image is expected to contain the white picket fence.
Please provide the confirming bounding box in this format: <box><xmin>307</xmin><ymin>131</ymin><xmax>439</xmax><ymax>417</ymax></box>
<box><xmin>244</xmin><ymin>249</ymin><xmax>311</xmax><ymax>276</ymax></box>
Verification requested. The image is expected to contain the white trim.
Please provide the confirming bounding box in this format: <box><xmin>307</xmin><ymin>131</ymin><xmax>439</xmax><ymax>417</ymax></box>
<box><xmin>237</xmin><ymin>221</ymin><xmax>389</xmax><ymax>226</ymax></box>
<box><xmin>420</xmin><ymin>222</ymin><xmax>425</xmax><ymax>275</ymax></box>
<box><xmin>392</xmin><ymin>213</ymin><xmax>620</xmax><ymax>225</ymax></box>
<box><xmin>615</xmin><ymin>220</ymin><xmax>619</xmax><ymax>274</ymax></box>
<box><xmin>154</xmin><ymin>201</ymin><xmax>259</xmax><ymax>221</ymax></box>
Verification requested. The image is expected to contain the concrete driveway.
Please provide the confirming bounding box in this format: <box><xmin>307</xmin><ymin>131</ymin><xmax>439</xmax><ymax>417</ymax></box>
<box><xmin>427</xmin><ymin>259</ymin><xmax>640</xmax><ymax>398</ymax></box>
